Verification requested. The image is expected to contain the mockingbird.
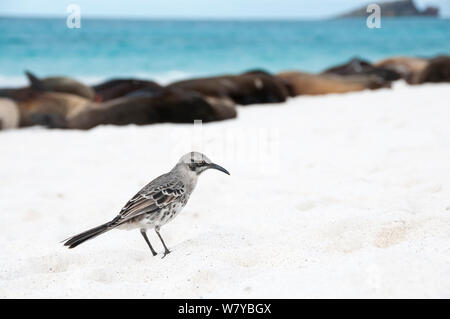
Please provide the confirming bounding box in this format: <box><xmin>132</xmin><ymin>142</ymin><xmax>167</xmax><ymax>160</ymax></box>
<box><xmin>63</xmin><ymin>152</ymin><xmax>230</xmax><ymax>257</ymax></box>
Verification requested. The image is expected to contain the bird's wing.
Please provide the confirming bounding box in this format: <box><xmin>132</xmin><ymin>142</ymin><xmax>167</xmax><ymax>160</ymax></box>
<box><xmin>111</xmin><ymin>176</ymin><xmax>185</xmax><ymax>226</ymax></box>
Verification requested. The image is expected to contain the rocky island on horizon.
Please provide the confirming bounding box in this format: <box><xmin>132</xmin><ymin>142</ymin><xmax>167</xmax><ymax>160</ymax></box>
<box><xmin>337</xmin><ymin>0</ymin><xmax>439</xmax><ymax>18</ymax></box>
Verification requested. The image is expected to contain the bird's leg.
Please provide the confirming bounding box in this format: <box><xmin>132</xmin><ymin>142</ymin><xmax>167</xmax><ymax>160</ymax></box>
<box><xmin>140</xmin><ymin>229</ymin><xmax>157</xmax><ymax>256</ymax></box>
<box><xmin>155</xmin><ymin>227</ymin><xmax>171</xmax><ymax>258</ymax></box>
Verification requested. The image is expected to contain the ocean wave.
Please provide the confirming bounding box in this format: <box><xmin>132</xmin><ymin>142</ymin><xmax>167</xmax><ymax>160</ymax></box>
<box><xmin>0</xmin><ymin>75</ymin><xmax>28</xmax><ymax>88</ymax></box>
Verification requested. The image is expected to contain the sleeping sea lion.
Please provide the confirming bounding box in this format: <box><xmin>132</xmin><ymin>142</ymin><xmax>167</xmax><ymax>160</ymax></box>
<box><xmin>374</xmin><ymin>56</ymin><xmax>429</xmax><ymax>84</ymax></box>
<box><xmin>0</xmin><ymin>98</ymin><xmax>20</xmax><ymax>130</ymax></box>
<box><xmin>15</xmin><ymin>91</ymin><xmax>91</xmax><ymax>128</ymax></box>
<box><xmin>322</xmin><ymin>58</ymin><xmax>401</xmax><ymax>82</ymax></box>
<box><xmin>25</xmin><ymin>71</ymin><xmax>95</xmax><ymax>100</ymax></box>
<box><xmin>92</xmin><ymin>78</ymin><xmax>164</xmax><ymax>102</ymax></box>
<box><xmin>68</xmin><ymin>88</ymin><xmax>237</xmax><ymax>130</ymax></box>
<box><xmin>277</xmin><ymin>71</ymin><xmax>388</xmax><ymax>96</ymax></box>
<box><xmin>416</xmin><ymin>55</ymin><xmax>450</xmax><ymax>84</ymax></box>
<box><xmin>168</xmin><ymin>71</ymin><xmax>290</xmax><ymax>105</ymax></box>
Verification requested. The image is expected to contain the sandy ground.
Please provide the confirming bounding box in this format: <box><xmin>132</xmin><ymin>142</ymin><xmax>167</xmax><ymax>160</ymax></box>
<box><xmin>1</xmin><ymin>82</ymin><xmax>449</xmax><ymax>298</ymax></box>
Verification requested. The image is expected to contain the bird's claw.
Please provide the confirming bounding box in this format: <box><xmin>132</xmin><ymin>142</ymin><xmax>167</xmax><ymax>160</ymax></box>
<box><xmin>161</xmin><ymin>250</ymin><xmax>171</xmax><ymax>259</ymax></box>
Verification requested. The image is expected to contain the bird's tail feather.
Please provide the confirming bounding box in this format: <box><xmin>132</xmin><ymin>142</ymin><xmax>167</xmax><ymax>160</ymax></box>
<box><xmin>63</xmin><ymin>222</ymin><xmax>113</xmax><ymax>249</ymax></box>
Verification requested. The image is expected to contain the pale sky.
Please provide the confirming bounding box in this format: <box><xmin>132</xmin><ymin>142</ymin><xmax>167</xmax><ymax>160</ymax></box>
<box><xmin>1</xmin><ymin>0</ymin><xmax>449</xmax><ymax>18</ymax></box>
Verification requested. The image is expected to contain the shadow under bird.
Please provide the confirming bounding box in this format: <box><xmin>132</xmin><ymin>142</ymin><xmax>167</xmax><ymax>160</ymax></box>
<box><xmin>62</xmin><ymin>152</ymin><xmax>230</xmax><ymax>257</ymax></box>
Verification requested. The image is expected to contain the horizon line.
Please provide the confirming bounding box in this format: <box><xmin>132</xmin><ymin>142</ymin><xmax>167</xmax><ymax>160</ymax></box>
<box><xmin>0</xmin><ymin>13</ymin><xmax>326</xmax><ymax>21</ymax></box>
<box><xmin>1</xmin><ymin>14</ymin><xmax>449</xmax><ymax>20</ymax></box>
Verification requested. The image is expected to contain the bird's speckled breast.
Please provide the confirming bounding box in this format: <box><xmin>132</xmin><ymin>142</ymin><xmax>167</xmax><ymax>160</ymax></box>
<box><xmin>141</xmin><ymin>194</ymin><xmax>189</xmax><ymax>229</ymax></box>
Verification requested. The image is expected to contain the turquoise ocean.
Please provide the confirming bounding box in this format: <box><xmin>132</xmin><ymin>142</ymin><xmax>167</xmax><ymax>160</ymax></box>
<box><xmin>0</xmin><ymin>17</ymin><xmax>449</xmax><ymax>85</ymax></box>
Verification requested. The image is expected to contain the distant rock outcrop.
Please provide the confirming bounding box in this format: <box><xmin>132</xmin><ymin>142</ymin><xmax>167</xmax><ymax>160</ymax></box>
<box><xmin>337</xmin><ymin>0</ymin><xmax>439</xmax><ymax>18</ymax></box>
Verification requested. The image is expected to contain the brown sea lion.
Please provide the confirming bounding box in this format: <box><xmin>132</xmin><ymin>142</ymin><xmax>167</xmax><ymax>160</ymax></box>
<box><xmin>374</xmin><ymin>56</ymin><xmax>429</xmax><ymax>84</ymax></box>
<box><xmin>25</xmin><ymin>71</ymin><xmax>96</xmax><ymax>100</ymax></box>
<box><xmin>168</xmin><ymin>71</ymin><xmax>290</xmax><ymax>105</ymax></box>
<box><xmin>277</xmin><ymin>71</ymin><xmax>388</xmax><ymax>96</ymax></box>
<box><xmin>92</xmin><ymin>78</ymin><xmax>164</xmax><ymax>102</ymax></box>
<box><xmin>15</xmin><ymin>92</ymin><xmax>91</xmax><ymax>128</ymax></box>
<box><xmin>68</xmin><ymin>88</ymin><xmax>237</xmax><ymax>130</ymax></box>
<box><xmin>0</xmin><ymin>86</ymin><xmax>40</xmax><ymax>102</ymax></box>
<box><xmin>4</xmin><ymin>85</ymin><xmax>236</xmax><ymax>129</ymax></box>
<box><xmin>322</xmin><ymin>57</ymin><xmax>401</xmax><ymax>82</ymax></box>
<box><xmin>0</xmin><ymin>98</ymin><xmax>20</xmax><ymax>130</ymax></box>
<box><xmin>417</xmin><ymin>55</ymin><xmax>450</xmax><ymax>84</ymax></box>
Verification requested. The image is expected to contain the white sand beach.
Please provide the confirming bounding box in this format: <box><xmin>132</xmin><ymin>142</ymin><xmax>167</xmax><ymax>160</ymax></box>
<box><xmin>1</xmin><ymin>82</ymin><xmax>449</xmax><ymax>298</ymax></box>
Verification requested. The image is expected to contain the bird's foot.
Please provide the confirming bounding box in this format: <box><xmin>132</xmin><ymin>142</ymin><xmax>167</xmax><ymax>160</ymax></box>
<box><xmin>161</xmin><ymin>250</ymin><xmax>171</xmax><ymax>259</ymax></box>
<box><xmin>148</xmin><ymin>248</ymin><xmax>157</xmax><ymax>256</ymax></box>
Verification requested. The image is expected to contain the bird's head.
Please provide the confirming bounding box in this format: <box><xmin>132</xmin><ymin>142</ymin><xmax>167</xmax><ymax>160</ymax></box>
<box><xmin>178</xmin><ymin>152</ymin><xmax>230</xmax><ymax>176</ymax></box>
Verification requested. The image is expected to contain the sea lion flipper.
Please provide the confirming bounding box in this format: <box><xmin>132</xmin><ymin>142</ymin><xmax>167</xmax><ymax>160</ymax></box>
<box><xmin>25</xmin><ymin>70</ymin><xmax>45</xmax><ymax>91</ymax></box>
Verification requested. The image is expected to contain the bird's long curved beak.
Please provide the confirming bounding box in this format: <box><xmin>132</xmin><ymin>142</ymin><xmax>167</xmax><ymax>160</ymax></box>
<box><xmin>208</xmin><ymin>163</ymin><xmax>230</xmax><ymax>175</ymax></box>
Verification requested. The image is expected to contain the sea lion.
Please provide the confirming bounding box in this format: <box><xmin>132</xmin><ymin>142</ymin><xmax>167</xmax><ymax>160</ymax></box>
<box><xmin>15</xmin><ymin>92</ymin><xmax>91</xmax><ymax>128</ymax></box>
<box><xmin>125</xmin><ymin>86</ymin><xmax>165</xmax><ymax>98</ymax></box>
<box><xmin>374</xmin><ymin>56</ymin><xmax>429</xmax><ymax>84</ymax></box>
<box><xmin>92</xmin><ymin>78</ymin><xmax>164</xmax><ymax>102</ymax></box>
<box><xmin>0</xmin><ymin>98</ymin><xmax>20</xmax><ymax>130</ymax></box>
<box><xmin>2</xmin><ymin>84</ymin><xmax>236</xmax><ymax>129</ymax></box>
<box><xmin>417</xmin><ymin>55</ymin><xmax>450</xmax><ymax>84</ymax></box>
<box><xmin>68</xmin><ymin>88</ymin><xmax>237</xmax><ymax>130</ymax></box>
<box><xmin>0</xmin><ymin>86</ymin><xmax>40</xmax><ymax>102</ymax></box>
<box><xmin>25</xmin><ymin>71</ymin><xmax>96</xmax><ymax>100</ymax></box>
<box><xmin>322</xmin><ymin>57</ymin><xmax>401</xmax><ymax>82</ymax></box>
<box><xmin>277</xmin><ymin>71</ymin><xmax>388</xmax><ymax>96</ymax></box>
<box><xmin>168</xmin><ymin>71</ymin><xmax>290</xmax><ymax>105</ymax></box>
